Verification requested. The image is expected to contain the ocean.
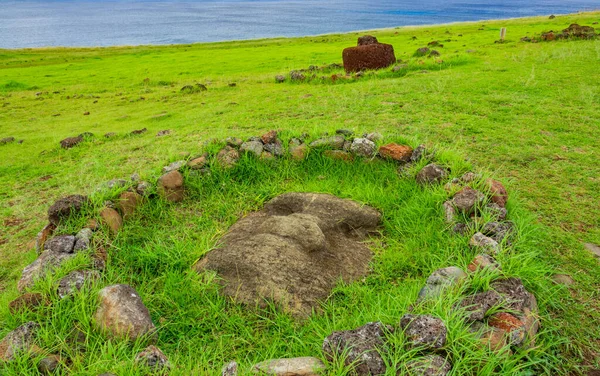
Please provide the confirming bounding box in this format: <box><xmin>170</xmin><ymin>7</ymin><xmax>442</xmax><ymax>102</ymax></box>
<box><xmin>0</xmin><ymin>0</ymin><xmax>597</xmax><ymax>48</ymax></box>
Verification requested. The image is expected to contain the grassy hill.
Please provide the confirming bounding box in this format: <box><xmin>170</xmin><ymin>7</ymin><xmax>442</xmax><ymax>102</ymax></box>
<box><xmin>0</xmin><ymin>11</ymin><xmax>599</xmax><ymax>375</ymax></box>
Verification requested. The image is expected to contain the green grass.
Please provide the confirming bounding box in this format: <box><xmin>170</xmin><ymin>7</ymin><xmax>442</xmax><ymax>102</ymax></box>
<box><xmin>1</xmin><ymin>11</ymin><xmax>599</xmax><ymax>375</ymax></box>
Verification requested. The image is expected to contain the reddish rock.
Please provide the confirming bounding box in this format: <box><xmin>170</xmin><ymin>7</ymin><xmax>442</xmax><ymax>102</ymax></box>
<box><xmin>187</xmin><ymin>155</ymin><xmax>207</xmax><ymax>169</ymax></box>
<box><xmin>158</xmin><ymin>170</ymin><xmax>184</xmax><ymax>202</ymax></box>
<box><xmin>100</xmin><ymin>208</ymin><xmax>123</xmax><ymax>234</ymax></box>
<box><xmin>323</xmin><ymin>150</ymin><xmax>353</xmax><ymax>161</ymax></box>
<box><xmin>119</xmin><ymin>191</ymin><xmax>141</xmax><ymax>219</ymax></box>
<box><xmin>378</xmin><ymin>143</ymin><xmax>413</xmax><ymax>162</ymax></box>
<box><xmin>86</xmin><ymin>218</ymin><xmax>99</xmax><ymax>231</ymax></box>
<box><xmin>35</xmin><ymin>223</ymin><xmax>56</xmax><ymax>254</ymax></box>
<box><xmin>479</xmin><ymin>326</ymin><xmax>508</xmax><ymax>352</ymax></box>
<box><xmin>486</xmin><ymin>179</ymin><xmax>508</xmax><ymax>208</ymax></box>
<box><xmin>261</xmin><ymin>130</ymin><xmax>278</xmax><ymax>144</ymax></box>
<box><xmin>9</xmin><ymin>293</ymin><xmax>48</xmax><ymax>314</ymax></box>
<box><xmin>488</xmin><ymin>312</ymin><xmax>526</xmax><ymax>345</ymax></box>
<box><xmin>467</xmin><ymin>254</ymin><xmax>501</xmax><ymax>272</ymax></box>
<box><xmin>343</xmin><ymin>43</ymin><xmax>396</xmax><ymax>73</ymax></box>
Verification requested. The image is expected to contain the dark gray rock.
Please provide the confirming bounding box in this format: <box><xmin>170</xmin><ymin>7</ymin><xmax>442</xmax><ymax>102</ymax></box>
<box><xmin>57</xmin><ymin>270</ymin><xmax>100</xmax><ymax>298</ymax></box>
<box><xmin>275</xmin><ymin>75</ymin><xmax>286</xmax><ymax>83</ymax></box>
<box><xmin>400</xmin><ymin>314</ymin><xmax>447</xmax><ymax>350</ymax></box>
<box><xmin>225</xmin><ymin>137</ymin><xmax>244</xmax><ymax>147</ymax></box>
<box><xmin>402</xmin><ymin>355</ymin><xmax>452</xmax><ymax>376</ymax></box>
<box><xmin>44</xmin><ymin>235</ymin><xmax>76</xmax><ymax>254</ymax></box>
<box><xmin>410</xmin><ymin>144</ymin><xmax>426</xmax><ymax>162</ymax></box>
<box><xmin>0</xmin><ymin>137</ymin><xmax>15</xmax><ymax>145</ymax></box>
<box><xmin>18</xmin><ymin>247</ymin><xmax>78</xmax><ymax>291</ymax></box>
<box><xmin>482</xmin><ymin>221</ymin><xmax>514</xmax><ymax>243</ymax></box>
<box><xmin>336</xmin><ymin>129</ymin><xmax>354</xmax><ymax>136</ymax></box>
<box><xmin>323</xmin><ymin>322</ymin><xmax>393</xmax><ymax>375</ymax></box>
<box><xmin>0</xmin><ymin>322</ymin><xmax>39</xmax><ymax>361</ymax></box>
<box><xmin>263</xmin><ymin>141</ymin><xmax>284</xmax><ymax>157</ymax></box>
<box><xmin>240</xmin><ymin>140</ymin><xmax>264</xmax><ymax>157</ymax></box>
<box><xmin>416</xmin><ymin>164</ymin><xmax>447</xmax><ymax>185</ymax></box>
<box><xmin>490</xmin><ymin>278</ymin><xmax>537</xmax><ymax>313</ymax></box>
<box><xmin>350</xmin><ymin>137</ymin><xmax>376</xmax><ymax>157</ymax></box>
<box><xmin>74</xmin><ymin>228</ymin><xmax>93</xmax><ymax>252</ymax></box>
<box><xmin>419</xmin><ymin>266</ymin><xmax>467</xmax><ymax>300</ymax></box>
<box><xmin>452</xmin><ymin>187</ymin><xmax>485</xmax><ymax>214</ymax></box>
<box><xmin>136</xmin><ymin>181</ymin><xmax>152</xmax><ymax>196</ymax></box>
<box><xmin>60</xmin><ymin>136</ymin><xmax>83</xmax><ymax>149</ymax></box>
<box><xmin>457</xmin><ymin>290</ymin><xmax>502</xmax><ymax>321</ymax></box>
<box><xmin>135</xmin><ymin>345</ymin><xmax>170</xmax><ymax>373</ymax></box>
<box><xmin>485</xmin><ymin>202</ymin><xmax>508</xmax><ymax>221</ymax></box>
<box><xmin>365</xmin><ymin>132</ymin><xmax>383</xmax><ymax>142</ymax></box>
<box><xmin>48</xmin><ymin>195</ymin><xmax>89</xmax><ymax>225</ymax></box>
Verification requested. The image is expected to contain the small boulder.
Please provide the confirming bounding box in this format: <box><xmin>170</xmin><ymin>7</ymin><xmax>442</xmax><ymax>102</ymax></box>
<box><xmin>57</xmin><ymin>270</ymin><xmax>100</xmax><ymax>298</ymax></box>
<box><xmin>119</xmin><ymin>191</ymin><xmax>142</xmax><ymax>219</ymax></box>
<box><xmin>323</xmin><ymin>322</ymin><xmax>392</xmax><ymax>375</ymax></box>
<box><xmin>410</xmin><ymin>144</ymin><xmax>426</xmax><ymax>162</ymax></box>
<box><xmin>18</xmin><ymin>239</ymin><xmax>79</xmax><ymax>291</ymax></box>
<box><xmin>263</xmin><ymin>140</ymin><xmax>284</xmax><ymax>157</ymax></box>
<box><xmin>135</xmin><ymin>345</ymin><xmax>171</xmax><ymax>373</ymax></box>
<box><xmin>452</xmin><ymin>187</ymin><xmax>485</xmax><ymax>214</ymax></box>
<box><xmin>365</xmin><ymin>132</ymin><xmax>383</xmax><ymax>142</ymax></box>
<box><xmin>252</xmin><ymin>357</ymin><xmax>326</xmax><ymax>375</ymax></box>
<box><xmin>8</xmin><ymin>293</ymin><xmax>48</xmax><ymax>314</ymax></box>
<box><xmin>289</xmin><ymin>143</ymin><xmax>308</xmax><ymax>160</ymax></box>
<box><xmin>261</xmin><ymin>130</ymin><xmax>278</xmax><ymax>144</ymax></box>
<box><xmin>38</xmin><ymin>354</ymin><xmax>61</xmax><ymax>375</ymax></box>
<box><xmin>378</xmin><ymin>143</ymin><xmax>413</xmax><ymax>162</ymax></box>
<box><xmin>74</xmin><ymin>227</ymin><xmax>93</xmax><ymax>252</ymax></box>
<box><xmin>240</xmin><ymin>140</ymin><xmax>264</xmax><ymax>157</ymax></box>
<box><xmin>481</xmin><ymin>221</ymin><xmax>514</xmax><ymax>243</ymax></box>
<box><xmin>400</xmin><ymin>314</ymin><xmax>447</xmax><ymax>350</ymax></box>
<box><xmin>467</xmin><ymin>254</ymin><xmax>501</xmax><ymax>272</ymax></box>
<box><xmin>60</xmin><ymin>136</ymin><xmax>83</xmax><ymax>149</ymax></box>
<box><xmin>222</xmin><ymin>361</ymin><xmax>238</xmax><ymax>376</ymax></box>
<box><xmin>336</xmin><ymin>129</ymin><xmax>354</xmax><ymax>136</ymax></box>
<box><xmin>0</xmin><ymin>137</ymin><xmax>16</xmax><ymax>145</ymax></box>
<box><xmin>187</xmin><ymin>155</ymin><xmax>208</xmax><ymax>169</ymax></box>
<box><xmin>488</xmin><ymin>312</ymin><xmax>526</xmax><ymax>346</ymax></box>
<box><xmin>358</xmin><ymin>35</ymin><xmax>379</xmax><ymax>45</ymax></box>
<box><xmin>130</xmin><ymin>128</ymin><xmax>147</xmax><ymax>135</ymax></box>
<box><xmin>484</xmin><ymin>202</ymin><xmax>508</xmax><ymax>221</ymax></box>
<box><xmin>94</xmin><ymin>284</ymin><xmax>155</xmax><ymax>341</ymax></box>
<box><xmin>0</xmin><ymin>322</ymin><xmax>39</xmax><ymax>361</ymax></box>
<box><xmin>136</xmin><ymin>181</ymin><xmax>152</xmax><ymax>197</ymax></box>
<box><xmin>416</xmin><ymin>164</ymin><xmax>447</xmax><ymax>185</ymax></box>
<box><xmin>419</xmin><ymin>266</ymin><xmax>467</xmax><ymax>300</ymax></box>
<box><xmin>490</xmin><ymin>278</ymin><xmax>537</xmax><ymax>313</ymax></box>
<box><xmin>225</xmin><ymin>137</ymin><xmax>244</xmax><ymax>147</ymax></box>
<box><xmin>457</xmin><ymin>290</ymin><xmax>502</xmax><ymax>321</ymax></box>
<box><xmin>162</xmin><ymin>160</ymin><xmax>186</xmax><ymax>174</ymax></box>
<box><xmin>216</xmin><ymin>146</ymin><xmax>240</xmax><ymax>168</ymax></box>
<box><xmin>486</xmin><ymin>179</ymin><xmax>508</xmax><ymax>208</ymax></box>
<box><xmin>469</xmin><ymin>232</ymin><xmax>499</xmax><ymax>254</ymax></box>
<box><xmin>44</xmin><ymin>235</ymin><xmax>76</xmax><ymax>254</ymax></box>
<box><xmin>350</xmin><ymin>138</ymin><xmax>376</xmax><ymax>157</ymax></box>
<box><xmin>402</xmin><ymin>355</ymin><xmax>452</xmax><ymax>376</ymax></box>
<box><xmin>158</xmin><ymin>170</ymin><xmax>184</xmax><ymax>202</ymax></box>
<box><xmin>309</xmin><ymin>135</ymin><xmax>345</xmax><ymax>149</ymax></box>
<box><xmin>156</xmin><ymin>129</ymin><xmax>171</xmax><ymax>137</ymax></box>
<box><xmin>415</xmin><ymin>47</ymin><xmax>431</xmax><ymax>56</ymax></box>
<box><xmin>323</xmin><ymin>150</ymin><xmax>353</xmax><ymax>161</ymax></box>
<box><xmin>35</xmin><ymin>223</ymin><xmax>56</xmax><ymax>254</ymax></box>
<box><xmin>442</xmin><ymin>201</ymin><xmax>455</xmax><ymax>223</ymax></box>
<box><xmin>48</xmin><ymin>195</ymin><xmax>89</xmax><ymax>225</ymax></box>
<box><xmin>275</xmin><ymin>75</ymin><xmax>286</xmax><ymax>83</ymax></box>
<box><xmin>100</xmin><ymin>208</ymin><xmax>123</xmax><ymax>234</ymax></box>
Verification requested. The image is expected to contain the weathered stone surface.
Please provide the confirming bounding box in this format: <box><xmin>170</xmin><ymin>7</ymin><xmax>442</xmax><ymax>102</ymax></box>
<box><xmin>118</xmin><ymin>191</ymin><xmax>142</xmax><ymax>220</ymax></box>
<box><xmin>57</xmin><ymin>270</ymin><xmax>100</xmax><ymax>298</ymax></box>
<box><xmin>104</xmin><ymin>179</ymin><xmax>127</xmax><ymax>190</ymax></box>
<box><xmin>135</xmin><ymin>345</ymin><xmax>170</xmax><ymax>373</ymax></box>
<box><xmin>261</xmin><ymin>130</ymin><xmax>278</xmax><ymax>144</ymax></box>
<box><xmin>350</xmin><ymin>137</ymin><xmax>376</xmax><ymax>157</ymax></box>
<box><xmin>419</xmin><ymin>266</ymin><xmax>467</xmax><ymax>300</ymax></box>
<box><xmin>162</xmin><ymin>160</ymin><xmax>185</xmax><ymax>174</ymax></box>
<box><xmin>48</xmin><ymin>195</ymin><xmax>89</xmax><ymax>225</ymax></box>
<box><xmin>18</xmin><ymin>248</ymin><xmax>77</xmax><ymax>291</ymax></box>
<box><xmin>378</xmin><ymin>143</ymin><xmax>413</xmax><ymax>162</ymax></box>
<box><xmin>275</xmin><ymin>75</ymin><xmax>286</xmax><ymax>83</ymax></box>
<box><xmin>225</xmin><ymin>137</ymin><xmax>244</xmax><ymax>147</ymax></box>
<box><xmin>60</xmin><ymin>136</ymin><xmax>83</xmax><ymax>149</ymax></box>
<box><xmin>195</xmin><ymin>192</ymin><xmax>381</xmax><ymax>316</ymax></box>
<box><xmin>74</xmin><ymin>228</ymin><xmax>93</xmax><ymax>252</ymax></box>
<box><xmin>156</xmin><ymin>129</ymin><xmax>171</xmax><ymax>137</ymax></box>
<box><xmin>451</xmin><ymin>222</ymin><xmax>469</xmax><ymax>235</ymax></box>
<box><xmin>35</xmin><ymin>223</ymin><xmax>56</xmax><ymax>254</ymax></box>
<box><xmin>323</xmin><ymin>322</ymin><xmax>392</xmax><ymax>375</ymax></box>
<box><xmin>241</xmin><ymin>140</ymin><xmax>264</xmax><ymax>157</ymax></box>
<box><xmin>402</xmin><ymin>355</ymin><xmax>452</xmax><ymax>376</ymax></box>
<box><xmin>469</xmin><ymin>232</ymin><xmax>499</xmax><ymax>254</ymax></box>
<box><xmin>452</xmin><ymin>187</ymin><xmax>485</xmax><ymax>214</ymax></box>
<box><xmin>100</xmin><ymin>208</ymin><xmax>123</xmax><ymax>234</ymax></box>
<box><xmin>485</xmin><ymin>202</ymin><xmax>507</xmax><ymax>221</ymax></box>
<box><xmin>38</xmin><ymin>354</ymin><xmax>61</xmax><ymax>375</ymax></box>
<box><xmin>289</xmin><ymin>144</ymin><xmax>308</xmax><ymax>160</ymax></box>
<box><xmin>217</xmin><ymin>146</ymin><xmax>240</xmax><ymax>167</ymax></box>
<box><xmin>358</xmin><ymin>35</ymin><xmax>379</xmax><ymax>45</ymax></box>
<box><xmin>400</xmin><ymin>314</ymin><xmax>447</xmax><ymax>350</ymax></box>
<box><xmin>222</xmin><ymin>361</ymin><xmax>238</xmax><ymax>376</ymax></box>
<box><xmin>188</xmin><ymin>155</ymin><xmax>208</xmax><ymax>169</ymax></box>
<box><xmin>490</xmin><ymin>278</ymin><xmax>537</xmax><ymax>313</ymax></box>
<box><xmin>415</xmin><ymin>47</ymin><xmax>431</xmax><ymax>56</ymax></box>
<box><xmin>136</xmin><ymin>181</ymin><xmax>152</xmax><ymax>196</ymax></box>
<box><xmin>0</xmin><ymin>322</ymin><xmax>39</xmax><ymax>361</ymax></box>
<box><xmin>94</xmin><ymin>284</ymin><xmax>155</xmax><ymax>341</ymax></box>
<box><xmin>410</xmin><ymin>145</ymin><xmax>426</xmax><ymax>162</ymax></box>
<box><xmin>158</xmin><ymin>170</ymin><xmax>184</xmax><ymax>202</ymax></box>
<box><xmin>0</xmin><ymin>136</ymin><xmax>16</xmax><ymax>145</ymax></box>
<box><xmin>365</xmin><ymin>132</ymin><xmax>383</xmax><ymax>142</ymax></box>
<box><xmin>252</xmin><ymin>357</ymin><xmax>325</xmax><ymax>375</ymax></box>
<box><xmin>130</xmin><ymin>128</ymin><xmax>147</xmax><ymax>135</ymax></box>
<box><xmin>44</xmin><ymin>235</ymin><xmax>76</xmax><ymax>253</ymax></box>
<box><xmin>416</xmin><ymin>164</ymin><xmax>447</xmax><ymax>185</ymax></box>
<box><xmin>467</xmin><ymin>254</ymin><xmax>501</xmax><ymax>272</ymax></box>
<box><xmin>552</xmin><ymin>274</ymin><xmax>574</xmax><ymax>285</ymax></box>
<box><xmin>584</xmin><ymin>243</ymin><xmax>600</xmax><ymax>258</ymax></box>
<box><xmin>263</xmin><ymin>140</ymin><xmax>284</xmax><ymax>157</ymax></box>
<box><xmin>336</xmin><ymin>129</ymin><xmax>354</xmax><ymax>136</ymax></box>
<box><xmin>486</xmin><ymin>179</ymin><xmax>508</xmax><ymax>208</ymax></box>
<box><xmin>460</xmin><ymin>172</ymin><xmax>478</xmax><ymax>183</ymax></box>
<box><xmin>324</xmin><ymin>150</ymin><xmax>353</xmax><ymax>161</ymax></box>
<box><xmin>474</xmin><ymin>324</ymin><xmax>508</xmax><ymax>352</ymax></box>
<box><xmin>458</xmin><ymin>290</ymin><xmax>501</xmax><ymax>321</ymax></box>
<box><xmin>343</xmin><ymin>43</ymin><xmax>396</xmax><ymax>73</ymax></box>
<box><xmin>481</xmin><ymin>221</ymin><xmax>514</xmax><ymax>243</ymax></box>
<box><xmin>488</xmin><ymin>312</ymin><xmax>526</xmax><ymax>346</ymax></box>
<box><xmin>442</xmin><ymin>201</ymin><xmax>455</xmax><ymax>223</ymax></box>
<box><xmin>309</xmin><ymin>135</ymin><xmax>345</xmax><ymax>149</ymax></box>
<box><xmin>9</xmin><ymin>293</ymin><xmax>48</xmax><ymax>314</ymax></box>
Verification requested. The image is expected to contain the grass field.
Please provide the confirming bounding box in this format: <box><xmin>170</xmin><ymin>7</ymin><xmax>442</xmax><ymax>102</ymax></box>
<box><xmin>0</xmin><ymin>11</ymin><xmax>599</xmax><ymax>375</ymax></box>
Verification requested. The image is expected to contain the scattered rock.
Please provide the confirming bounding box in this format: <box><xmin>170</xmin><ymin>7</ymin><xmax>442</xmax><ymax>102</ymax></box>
<box><xmin>130</xmin><ymin>128</ymin><xmax>147</xmax><ymax>135</ymax></box>
<box><xmin>136</xmin><ymin>181</ymin><xmax>152</xmax><ymax>197</ymax></box>
<box><xmin>552</xmin><ymin>274</ymin><xmax>574</xmax><ymax>285</ymax></box>
<box><xmin>104</xmin><ymin>132</ymin><xmax>116</xmax><ymax>138</ymax></box>
<box><xmin>358</xmin><ymin>35</ymin><xmax>379</xmax><ymax>45</ymax></box>
<box><xmin>188</xmin><ymin>155</ymin><xmax>208</xmax><ymax>169</ymax></box>
<box><xmin>378</xmin><ymin>143</ymin><xmax>413</xmax><ymax>162</ymax></box>
<box><xmin>350</xmin><ymin>138</ymin><xmax>376</xmax><ymax>157</ymax></box>
<box><xmin>402</xmin><ymin>355</ymin><xmax>452</xmax><ymax>376</ymax></box>
<box><xmin>240</xmin><ymin>140</ymin><xmax>264</xmax><ymax>157</ymax></box>
<box><xmin>490</xmin><ymin>278</ymin><xmax>537</xmax><ymax>313</ymax></box>
<box><xmin>135</xmin><ymin>345</ymin><xmax>171</xmax><ymax>373</ymax></box>
<box><xmin>549</xmin><ymin>15</ymin><xmax>556</xmax><ymax>19</ymax></box>
<box><xmin>60</xmin><ymin>136</ymin><xmax>83</xmax><ymax>149</ymax></box>
<box><xmin>156</xmin><ymin>130</ymin><xmax>171</xmax><ymax>137</ymax></box>
<box><xmin>415</xmin><ymin>47</ymin><xmax>431</xmax><ymax>56</ymax></box>
<box><xmin>119</xmin><ymin>191</ymin><xmax>142</xmax><ymax>219</ymax></box>
<box><xmin>442</xmin><ymin>201</ymin><xmax>455</xmax><ymax>223</ymax></box>
<box><xmin>35</xmin><ymin>223</ymin><xmax>56</xmax><ymax>254</ymax></box>
<box><xmin>44</xmin><ymin>235</ymin><xmax>76</xmax><ymax>253</ymax></box>
<box><xmin>162</xmin><ymin>160</ymin><xmax>186</xmax><ymax>174</ymax></box>
<box><xmin>416</xmin><ymin>164</ymin><xmax>447</xmax><ymax>185</ymax></box>
<box><xmin>94</xmin><ymin>284</ymin><xmax>156</xmax><ymax>340</ymax></box>
<box><xmin>0</xmin><ymin>137</ymin><xmax>15</xmax><ymax>145</ymax></box>
<box><xmin>252</xmin><ymin>357</ymin><xmax>326</xmax><ymax>375</ymax></box>
<box><xmin>222</xmin><ymin>361</ymin><xmax>238</xmax><ymax>376</ymax></box>
<box><xmin>400</xmin><ymin>314</ymin><xmax>447</xmax><ymax>350</ymax></box>
<box><xmin>57</xmin><ymin>270</ymin><xmax>100</xmax><ymax>298</ymax></box>
<box><xmin>488</xmin><ymin>312</ymin><xmax>526</xmax><ymax>346</ymax></box>
<box><xmin>343</xmin><ymin>37</ymin><xmax>396</xmax><ymax>73</ymax></box>
<box><xmin>18</xmin><ymin>246</ymin><xmax>77</xmax><ymax>291</ymax></box>
<box><xmin>9</xmin><ymin>293</ymin><xmax>48</xmax><ymax>314</ymax></box>
<box><xmin>410</xmin><ymin>144</ymin><xmax>426</xmax><ymax>162</ymax></box>
<box><xmin>451</xmin><ymin>222</ymin><xmax>469</xmax><ymax>235</ymax></box>
<box><xmin>469</xmin><ymin>232</ymin><xmax>500</xmax><ymax>254</ymax></box>
<box><xmin>323</xmin><ymin>150</ymin><xmax>353</xmax><ymax>161</ymax></box>
<box><xmin>158</xmin><ymin>170</ymin><xmax>184</xmax><ymax>202</ymax></box>
<box><xmin>225</xmin><ymin>137</ymin><xmax>244</xmax><ymax>147</ymax></box>
<box><xmin>181</xmin><ymin>83</ymin><xmax>207</xmax><ymax>93</ymax></box>
<box><xmin>216</xmin><ymin>146</ymin><xmax>240</xmax><ymax>168</ymax></box>
<box><xmin>100</xmin><ymin>207</ymin><xmax>123</xmax><ymax>234</ymax></box>
<box><xmin>452</xmin><ymin>187</ymin><xmax>485</xmax><ymax>214</ymax></box>
<box><xmin>336</xmin><ymin>129</ymin><xmax>354</xmax><ymax>136</ymax></box>
<box><xmin>263</xmin><ymin>140</ymin><xmax>284</xmax><ymax>157</ymax></box>
<box><xmin>309</xmin><ymin>135</ymin><xmax>345</xmax><ymax>149</ymax></box>
<box><xmin>419</xmin><ymin>266</ymin><xmax>467</xmax><ymax>300</ymax></box>
<box><xmin>485</xmin><ymin>202</ymin><xmax>507</xmax><ymax>221</ymax></box>
<box><xmin>289</xmin><ymin>143</ymin><xmax>308</xmax><ymax>160</ymax></box>
<box><xmin>584</xmin><ymin>243</ymin><xmax>600</xmax><ymax>258</ymax></box>
<box><xmin>467</xmin><ymin>254</ymin><xmax>501</xmax><ymax>272</ymax></box>
<box><xmin>486</xmin><ymin>179</ymin><xmax>508</xmax><ymax>208</ymax></box>
<box><xmin>0</xmin><ymin>322</ymin><xmax>39</xmax><ymax>361</ymax></box>
<box><xmin>48</xmin><ymin>195</ymin><xmax>89</xmax><ymax>225</ymax></box>
<box><xmin>290</xmin><ymin>71</ymin><xmax>306</xmax><ymax>81</ymax></box>
<box><xmin>195</xmin><ymin>192</ymin><xmax>381</xmax><ymax>316</ymax></box>
<box><xmin>275</xmin><ymin>75</ymin><xmax>286</xmax><ymax>83</ymax></box>
<box><xmin>481</xmin><ymin>221</ymin><xmax>514</xmax><ymax>243</ymax></box>
<box><xmin>261</xmin><ymin>130</ymin><xmax>278</xmax><ymax>144</ymax></box>
<box><xmin>323</xmin><ymin>322</ymin><xmax>392</xmax><ymax>376</ymax></box>
<box><xmin>38</xmin><ymin>354</ymin><xmax>61</xmax><ymax>375</ymax></box>
<box><xmin>458</xmin><ymin>290</ymin><xmax>502</xmax><ymax>321</ymax></box>
<box><xmin>475</xmin><ymin>324</ymin><xmax>508</xmax><ymax>352</ymax></box>
<box><xmin>365</xmin><ymin>132</ymin><xmax>383</xmax><ymax>142</ymax></box>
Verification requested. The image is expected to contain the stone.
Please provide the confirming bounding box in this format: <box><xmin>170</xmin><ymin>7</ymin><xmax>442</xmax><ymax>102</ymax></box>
<box><xmin>442</xmin><ymin>201</ymin><xmax>455</xmax><ymax>223</ymax></box>
<box><xmin>263</xmin><ymin>140</ymin><xmax>284</xmax><ymax>157</ymax></box>
<box><xmin>261</xmin><ymin>130</ymin><xmax>278</xmax><ymax>144</ymax></box>
<box><xmin>48</xmin><ymin>195</ymin><xmax>89</xmax><ymax>225</ymax></box>
<box><xmin>484</xmin><ymin>202</ymin><xmax>507</xmax><ymax>221</ymax></box>
<box><xmin>410</xmin><ymin>144</ymin><xmax>426</xmax><ymax>162</ymax></box>
<box><xmin>45</xmin><ymin>235</ymin><xmax>76</xmax><ymax>254</ymax></box>
<box><xmin>35</xmin><ymin>223</ymin><xmax>56</xmax><ymax>254</ymax></box>
<box><xmin>467</xmin><ymin>254</ymin><xmax>501</xmax><ymax>272</ymax></box>
<box><xmin>290</xmin><ymin>71</ymin><xmax>305</xmax><ymax>81</ymax></box>
<box><xmin>119</xmin><ymin>191</ymin><xmax>142</xmax><ymax>220</ymax></box>
<box><xmin>418</xmin><ymin>266</ymin><xmax>467</xmax><ymax>300</ymax></box>
<box><xmin>60</xmin><ymin>136</ymin><xmax>83</xmax><ymax>149</ymax></box>
<box><xmin>156</xmin><ymin>129</ymin><xmax>171</xmax><ymax>137</ymax></box>
<box><xmin>323</xmin><ymin>150</ymin><xmax>353</xmax><ymax>161</ymax></box>
<box><xmin>162</xmin><ymin>160</ymin><xmax>186</xmax><ymax>174</ymax></box>
<box><xmin>358</xmin><ymin>35</ymin><xmax>379</xmax><ymax>46</ymax></box>
<box><xmin>402</xmin><ymin>355</ymin><xmax>452</xmax><ymax>376</ymax></box>
<box><xmin>350</xmin><ymin>138</ymin><xmax>376</xmax><ymax>157</ymax></box>
<box><xmin>336</xmin><ymin>129</ymin><xmax>354</xmax><ymax>136</ymax></box>
<box><xmin>452</xmin><ymin>187</ymin><xmax>485</xmax><ymax>214</ymax></box>
<box><xmin>323</xmin><ymin>322</ymin><xmax>392</xmax><ymax>375</ymax></box>
<box><xmin>9</xmin><ymin>293</ymin><xmax>48</xmax><ymax>314</ymax></box>
<box><xmin>135</xmin><ymin>345</ymin><xmax>170</xmax><ymax>373</ymax></box>
<box><xmin>460</xmin><ymin>172</ymin><xmax>478</xmax><ymax>183</ymax></box>
<box><xmin>458</xmin><ymin>290</ymin><xmax>502</xmax><ymax>321</ymax></box>
<box><xmin>584</xmin><ymin>243</ymin><xmax>600</xmax><ymax>258</ymax></box>
<box><xmin>378</xmin><ymin>143</ymin><xmax>413</xmax><ymax>162</ymax></box>
<box><xmin>195</xmin><ymin>192</ymin><xmax>381</xmax><ymax>316</ymax></box>
<box><xmin>289</xmin><ymin>144</ymin><xmax>308</xmax><ymax>160</ymax></box>
<box><xmin>0</xmin><ymin>136</ymin><xmax>16</xmax><ymax>145</ymax></box>
<box><xmin>222</xmin><ymin>361</ymin><xmax>238</xmax><ymax>376</ymax></box>
<box><xmin>343</xmin><ymin>42</ymin><xmax>396</xmax><ymax>73</ymax></box>
<box><xmin>490</xmin><ymin>278</ymin><xmax>537</xmax><ymax>313</ymax></box>
<box><xmin>416</xmin><ymin>164</ymin><xmax>447</xmax><ymax>185</ymax></box>
<box><xmin>486</xmin><ymin>179</ymin><xmax>508</xmax><ymax>208</ymax></box>
<box><xmin>94</xmin><ymin>284</ymin><xmax>155</xmax><ymax>340</ymax></box>
<box><xmin>342</xmin><ymin>140</ymin><xmax>352</xmax><ymax>152</ymax></box>
<box><xmin>365</xmin><ymin>132</ymin><xmax>383</xmax><ymax>142</ymax></box>
<box><xmin>241</xmin><ymin>140</ymin><xmax>264</xmax><ymax>157</ymax></box>
<box><xmin>225</xmin><ymin>137</ymin><xmax>244</xmax><ymax>147</ymax></box>
<box><xmin>130</xmin><ymin>173</ymin><xmax>141</xmax><ymax>182</ymax></box>
<box><xmin>104</xmin><ymin>179</ymin><xmax>127</xmax><ymax>191</ymax></box>
<box><xmin>309</xmin><ymin>135</ymin><xmax>345</xmax><ymax>149</ymax></box>
<box><xmin>476</xmin><ymin>325</ymin><xmax>508</xmax><ymax>352</ymax></box>
<box><xmin>100</xmin><ymin>208</ymin><xmax>123</xmax><ymax>234</ymax></box>
<box><xmin>553</xmin><ymin>274</ymin><xmax>574</xmax><ymax>285</ymax></box>
<box><xmin>415</xmin><ymin>47</ymin><xmax>431</xmax><ymax>56</ymax></box>
<box><xmin>217</xmin><ymin>146</ymin><xmax>240</xmax><ymax>167</ymax></box>
<box><xmin>158</xmin><ymin>170</ymin><xmax>184</xmax><ymax>202</ymax></box>
<box><xmin>488</xmin><ymin>312</ymin><xmax>526</xmax><ymax>346</ymax></box>
<box><xmin>400</xmin><ymin>314</ymin><xmax>447</xmax><ymax>350</ymax></box>
<box><xmin>18</xmin><ymin>239</ymin><xmax>79</xmax><ymax>291</ymax></box>
<box><xmin>188</xmin><ymin>155</ymin><xmax>208</xmax><ymax>169</ymax></box>
<box><xmin>260</xmin><ymin>151</ymin><xmax>275</xmax><ymax>160</ymax></box>
<box><xmin>481</xmin><ymin>221</ymin><xmax>514</xmax><ymax>243</ymax></box>
<box><xmin>104</xmin><ymin>132</ymin><xmax>116</xmax><ymax>138</ymax></box>
<box><xmin>252</xmin><ymin>357</ymin><xmax>326</xmax><ymax>375</ymax></box>
<box><xmin>275</xmin><ymin>75</ymin><xmax>286</xmax><ymax>83</ymax></box>
<box><xmin>451</xmin><ymin>222</ymin><xmax>469</xmax><ymax>235</ymax></box>
<box><xmin>38</xmin><ymin>354</ymin><xmax>61</xmax><ymax>375</ymax></box>
<box><xmin>0</xmin><ymin>322</ymin><xmax>39</xmax><ymax>361</ymax></box>
<box><xmin>136</xmin><ymin>181</ymin><xmax>152</xmax><ymax>197</ymax></box>
<box><xmin>469</xmin><ymin>232</ymin><xmax>499</xmax><ymax>254</ymax></box>
<box><xmin>57</xmin><ymin>270</ymin><xmax>100</xmax><ymax>298</ymax></box>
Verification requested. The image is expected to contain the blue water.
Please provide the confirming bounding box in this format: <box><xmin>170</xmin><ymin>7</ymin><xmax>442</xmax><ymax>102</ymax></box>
<box><xmin>0</xmin><ymin>0</ymin><xmax>597</xmax><ymax>48</ymax></box>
